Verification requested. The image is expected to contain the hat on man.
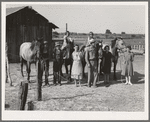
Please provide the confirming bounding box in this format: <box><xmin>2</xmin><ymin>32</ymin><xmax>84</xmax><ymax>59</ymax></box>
<box><xmin>55</xmin><ymin>42</ymin><xmax>60</xmax><ymax>47</ymax></box>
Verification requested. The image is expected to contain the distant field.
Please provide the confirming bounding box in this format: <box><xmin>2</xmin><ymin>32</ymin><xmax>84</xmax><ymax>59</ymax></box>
<box><xmin>73</xmin><ymin>38</ymin><xmax>145</xmax><ymax>47</ymax></box>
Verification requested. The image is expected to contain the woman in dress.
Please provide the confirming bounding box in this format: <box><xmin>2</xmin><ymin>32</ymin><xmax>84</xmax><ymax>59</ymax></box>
<box><xmin>71</xmin><ymin>44</ymin><xmax>83</xmax><ymax>87</ymax></box>
<box><xmin>121</xmin><ymin>45</ymin><xmax>134</xmax><ymax>85</ymax></box>
<box><xmin>102</xmin><ymin>45</ymin><xmax>112</xmax><ymax>85</ymax></box>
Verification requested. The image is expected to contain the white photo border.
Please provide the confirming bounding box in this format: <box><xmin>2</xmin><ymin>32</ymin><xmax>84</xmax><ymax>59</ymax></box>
<box><xmin>1</xmin><ymin>1</ymin><xmax>149</xmax><ymax>120</ymax></box>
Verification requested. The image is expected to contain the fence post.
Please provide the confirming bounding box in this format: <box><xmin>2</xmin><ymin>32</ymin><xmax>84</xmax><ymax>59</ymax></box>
<box><xmin>18</xmin><ymin>81</ymin><xmax>28</xmax><ymax>110</ymax></box>
<box><xmin>139</xmin><ymin>45</ymin><xmax>141</xmax><ymax>50</ymax></box>
<box><xmin>142</xmin><ymin>45</ymin><xmax>144</xmax><ymax>50</ymax></box>
<box><xmin>27</xmin><ymin>101</ymin><xmax>34</xmax><ymax>110</ymax></box>
<box><xmin>6</xmin><ymin>55</ymin><xmax>12</xmax><ymax>86</ymax></box>
<box><xmin>134</xmin><ymin>45</ymin><xmax>136</xmax><ymax>49</ymax></box>
<box><xmin>36</xmin><ymin>60</ymin><xmax>42</xmax><ymax>101</ymax></box>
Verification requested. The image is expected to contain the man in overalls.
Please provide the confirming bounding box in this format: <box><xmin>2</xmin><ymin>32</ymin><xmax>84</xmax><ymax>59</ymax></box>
<box><xmin>53</xmin><ymin>42</ymin><xmax>63</xmax><ymax>86</ymax></box>
<box><xmin>85</xmin><ymin>39</ymin><xmax>98</xmax><ymax>88</ymax></box>
<box><xmin>42</xmin><ymin>41</ymin><xmax>50</xmax><ymax>86</ymax></box>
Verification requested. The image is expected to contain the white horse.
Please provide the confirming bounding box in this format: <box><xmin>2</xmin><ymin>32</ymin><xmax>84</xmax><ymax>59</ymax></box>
<box><xmin>19</xmin><ymin>37</ymin><xmax>43</xmax><ymax>82</ymax></box>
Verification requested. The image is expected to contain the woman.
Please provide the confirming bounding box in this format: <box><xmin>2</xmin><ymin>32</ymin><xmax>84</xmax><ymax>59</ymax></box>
<box><xmin>102</xmin><ymin>45</ymin><xmax>112</xmax><ymax>85</ymax></box>
<box><xmin>121</xmin><ymin>45</ymin><xmax>134</xmax><ymax>85</ymax></box>
<box><xmin>71</xmin><ymin>44</ymin><xmax>83</xmax><ymax>87</ymax></box>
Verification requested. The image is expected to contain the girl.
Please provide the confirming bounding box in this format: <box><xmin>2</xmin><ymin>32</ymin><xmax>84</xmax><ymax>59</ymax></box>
<box><xmin>71</xmin><ymin>44</ymin><xmax>83</xmax><ymax>87</ymax></box>
<box><xmin>102</xmin><ymin>45</ymin><xmax>112</xmax><ymax>85</ymax></box>
<box><xmin>121</xmin><ymin>45</ymin><xmax>134</xmax><ymax>85</ymax></box>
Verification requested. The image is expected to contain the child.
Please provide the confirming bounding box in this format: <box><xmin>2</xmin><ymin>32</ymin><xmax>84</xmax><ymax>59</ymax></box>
<box><xmin>53</xmin><ymin>42</ymin><xmax>63</xmax><ymax>86</ymax></box>
<box><xmin>71</xmin><ymin>44</ymin><xmax>83</xmax><ymax>87</ymax></box>
<box><xmin>121</xmin><ymin>45</ymin><xmax>134</xmax><ymax>85</ymax></box>
<box><xmin>102</xmin><ymin>45</ymin><xmax>112</xmax><ymax>85</ymax></box>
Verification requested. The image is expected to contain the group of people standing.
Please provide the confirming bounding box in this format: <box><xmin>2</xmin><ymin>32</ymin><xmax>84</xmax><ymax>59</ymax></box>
<box><xmin>83</xmin><ymin>32</ymin><xmax>113</xmax><ymax>87</ymax></box>
<box><xmin>52</xmin><ymin>31</ymin><xmax>134</xmax><ymax>87</ymax></box>
<box><xmin>41</xmin><ymin>32</ymin><xmax>134</xmax><ymax>88</ymax></box>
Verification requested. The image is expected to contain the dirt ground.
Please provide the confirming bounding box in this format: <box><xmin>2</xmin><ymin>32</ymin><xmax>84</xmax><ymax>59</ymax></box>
<box><xmin>5</xmin><ymin>55</ymin><xmax>145</xmax><ymax>111</ymax></box>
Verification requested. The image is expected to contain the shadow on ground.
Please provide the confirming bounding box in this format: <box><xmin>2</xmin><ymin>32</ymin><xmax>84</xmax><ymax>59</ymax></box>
<box><xmin>109</xmin><ymin>71</ymin><xmax>145</xmax><ymax>85</ymax></box>
<box><xmin>34</xmin><ymin>70</ymin><xmax>144</xmax><ymax>87</ymax></box>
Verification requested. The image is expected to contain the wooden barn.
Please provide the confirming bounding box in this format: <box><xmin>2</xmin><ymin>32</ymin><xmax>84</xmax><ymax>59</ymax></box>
<box><xmin>6</xmin><ymin>6</ymin><xmax>58</xmax><ymax>62</ymax></box>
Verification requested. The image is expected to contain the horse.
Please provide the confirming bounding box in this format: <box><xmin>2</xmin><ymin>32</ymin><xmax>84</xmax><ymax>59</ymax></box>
<box><xmin>80</xmin><ymin>37</ymin><xmax>126</xmax><ymax>80</ymax></box>
<box><xmin>61</xmin><ymin>40</ymin><xmax>74</xmax><ymax>77</ymax></box>
<box><xmin>106</xmin><ymin>37</ymin><xmax>126</xmax><ymax>80</ymax></box>
<box><xmin>19</xmin><ymin>37</ymin><xmax>43</xmax><ymax>82</ymax></box>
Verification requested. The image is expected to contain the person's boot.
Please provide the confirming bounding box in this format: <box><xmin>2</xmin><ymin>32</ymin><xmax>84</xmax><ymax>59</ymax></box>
<box><xmin>128</xmin><ymin>81</ymin><xmax>132</xmax><ymax>85</ymax></box>
<box><xmin>125</xmin><ymin>77</ymin><xmax>129</xmax><ymax>85</ymax></box>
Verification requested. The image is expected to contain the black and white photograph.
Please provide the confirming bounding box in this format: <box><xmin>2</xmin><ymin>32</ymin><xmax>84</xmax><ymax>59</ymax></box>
<box><xmin>2</xmin><ymin>2</ymin><xmax>148</xmax><ymax>120</ymax></box>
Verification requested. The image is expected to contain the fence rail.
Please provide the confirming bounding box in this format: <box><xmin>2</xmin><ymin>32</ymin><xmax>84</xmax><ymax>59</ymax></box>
<box><xmin>131</xmin><ymin>45</ymin><xmax>145</xmax><ymax>50</ymax></box>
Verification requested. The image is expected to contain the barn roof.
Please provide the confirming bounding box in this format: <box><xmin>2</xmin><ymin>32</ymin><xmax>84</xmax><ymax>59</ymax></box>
<box><xmin>6</xmin><ymin>6</ymin><xmax>26</xmax><ymax>16</ymax></box>
<box><xmin>49</xmin><ymin>22</ymin><xmax>59</xmax><ymax>29</ymax></box>
<box><xmin>6</xmin><ymin>6</ymin><xmax>59</xmax><ymax>29</ymax></box>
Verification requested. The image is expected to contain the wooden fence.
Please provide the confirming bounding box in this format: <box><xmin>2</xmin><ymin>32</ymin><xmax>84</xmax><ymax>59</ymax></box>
<box><xmin>131</xmin><ymin>45</ymin><xmax>145</xmax><ymax>50</ymax></box>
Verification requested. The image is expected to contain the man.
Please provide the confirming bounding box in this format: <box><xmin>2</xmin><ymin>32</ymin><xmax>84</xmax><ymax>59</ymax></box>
<box><xmin>42</xmin><ymin>41</ymin><xmax>50</xmax><ymax>86</ymax></box>
<box><xmin>85</xmin><ymin>37</ymin><xmax>98</xmax><ymax>88</ymax></box>
<box><xmin>98</xmin><ymin>44</ymin><xmax>103</xmax><ymax>77</ymax></box>
<box><xmin>53</xmin><ymin>42</ymin><xmax>63</xmax><ymax>86</ymax></box>
<box><xmin>85</xmin><ymin>32</ymin><xmax>95</xmax><ymax>47</ymax></box>
<box><xmin>61</xmin><ymin>31</ymin><xmax>74</xmax><ymax>59</ymax></box>
<box><xmin>61</xmin><ymin>31</ymin><xmax>74</xmax><ymax>50</ymax></box>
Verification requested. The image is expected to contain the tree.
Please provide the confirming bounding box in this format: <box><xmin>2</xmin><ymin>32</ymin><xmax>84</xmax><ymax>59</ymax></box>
<box><xmin>105</xmin><ymin>29</ymin><xmax>112</xmax><ymax>34</ymax></box>
<box><xmin>121</xmin><ymin>32</ymin><xmax>126</xmax><ymax>34</ymax></box>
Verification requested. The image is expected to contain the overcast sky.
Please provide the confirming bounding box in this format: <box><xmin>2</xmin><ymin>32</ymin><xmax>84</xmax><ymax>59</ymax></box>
<box><xmin>6</xmin><ymin>3</ymin><xmax>146</xmax><ymax>34</ymax></box>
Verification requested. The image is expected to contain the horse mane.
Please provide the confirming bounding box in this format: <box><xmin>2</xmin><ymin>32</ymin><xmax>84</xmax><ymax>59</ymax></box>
<box><xmin>30</xmin><ymin>40</ymin><xmax>36</xmax><ymax>50</ymax></box>
<box><xmin>111</xmin><ymin>38</ymin><xmax>117</xmax><ymax>48</ymax></box>
<box><xmin>111</xmin><ymin>38</ymin><xmax>119</xmax><ymax>56</ymax></box>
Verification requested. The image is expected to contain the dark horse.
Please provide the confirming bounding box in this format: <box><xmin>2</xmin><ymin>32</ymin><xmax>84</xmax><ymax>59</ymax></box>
<box><xmin>109</xmin><ymin>37</ymin><xmax>126</xmax><ymax>79</ymax></box>
<box><xmin>61</xmin><ymin>40</ymin><xmax>74</xmax><ymax>76</ymax></box>
<box><xmin>19</xmin><ymin>37</ymin><xmax>43</xmax><ymax>82</ymax></box>
<box><xmin>80</xmin><ymin>37</ymin><xmax>126</xmax><ymax>80</ymax></box>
